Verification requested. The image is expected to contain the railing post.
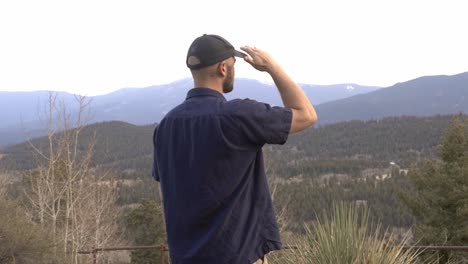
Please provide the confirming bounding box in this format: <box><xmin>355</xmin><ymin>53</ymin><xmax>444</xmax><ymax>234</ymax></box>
<box><xmin>93</xmin><ymin>248</ymin><xmax>97</xmax><ymax>264</ymax></box>
<box><xmin>160</xmin><ymin>243</ymin><xmax>165</xmax><ymax>264</ymax></box>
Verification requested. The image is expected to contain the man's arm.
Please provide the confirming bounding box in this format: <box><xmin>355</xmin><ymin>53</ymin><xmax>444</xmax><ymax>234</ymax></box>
<box><xmin>240</xmin><ymin>46</ymin><xmax>317</xmax><ymax>134</ymax></box>
<box><xmin>152</xmin><ymin>125</ymin><xmax>163</xmax><ymax>203</ymax></box>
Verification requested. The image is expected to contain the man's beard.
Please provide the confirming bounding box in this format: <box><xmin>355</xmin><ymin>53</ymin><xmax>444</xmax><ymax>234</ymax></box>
<box><xmin>222</xmin><ymin>66</ymin><xmax>234</xmax><ymax>93</ymax></box>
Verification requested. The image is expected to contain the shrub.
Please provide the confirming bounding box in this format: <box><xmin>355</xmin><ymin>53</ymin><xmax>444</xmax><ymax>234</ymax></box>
<box><xmin>0</xmin><ymin>199</ymin><xmax>62</xmax><ymax>264</ymax></box>
<box><xmin>277</xmin><ymin>202</ymin><xmax>425</xmax><ymax>264</ymax></box>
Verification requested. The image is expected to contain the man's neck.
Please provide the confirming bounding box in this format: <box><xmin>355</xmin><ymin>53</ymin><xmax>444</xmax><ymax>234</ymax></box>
<box><xmin>193</xmin><ymin>79</ymin><xmax>223</xmax><ymax>94</ymax></box>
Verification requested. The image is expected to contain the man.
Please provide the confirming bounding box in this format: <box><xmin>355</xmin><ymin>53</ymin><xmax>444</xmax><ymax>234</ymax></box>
<box><xmin>152</xmin><ymin>34</ymin><xmax>317</xmax><ymax>264</ymax></box>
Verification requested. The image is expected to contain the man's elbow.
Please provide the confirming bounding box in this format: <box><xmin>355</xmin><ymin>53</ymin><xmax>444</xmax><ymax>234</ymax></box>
<box><xmin>289</xmin><ymin>108</ymin><xmax>318</xmax><ymax>134</ymax></box>
<box><xmin>306</xmin><ymin>110</ymin><xmax>318</xmax><ymax>127</ymax></box>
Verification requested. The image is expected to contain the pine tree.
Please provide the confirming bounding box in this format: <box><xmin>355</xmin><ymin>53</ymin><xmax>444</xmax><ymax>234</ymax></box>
<box><xmin>125</xmin><ymin>199</ymin><xmax>167</xmax><ymax>264</ymax></box>
<box><xmin>401</xmin><ymin>114</ymin><xmax>468</xmax><ymax>262</ymax></box>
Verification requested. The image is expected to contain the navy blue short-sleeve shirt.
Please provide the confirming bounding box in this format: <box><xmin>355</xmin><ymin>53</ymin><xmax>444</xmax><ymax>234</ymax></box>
<box><xmin>152</xmin><ymin>88</ymin><xmax>292</xmax><ymax>264</ymax></box>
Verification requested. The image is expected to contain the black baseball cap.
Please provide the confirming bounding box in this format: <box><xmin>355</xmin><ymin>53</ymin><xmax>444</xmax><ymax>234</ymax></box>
<box><xmin>186</xmin><ymin>34</ymin><xmax>247</xmax><ymax>70</ymax></box>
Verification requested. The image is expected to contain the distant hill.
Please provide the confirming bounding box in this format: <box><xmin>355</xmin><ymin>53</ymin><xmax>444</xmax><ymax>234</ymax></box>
<box><xmin>87</xmin><ymin>78</ymin><xmax>378</xmax><ymax>128</ymax></box>
<box><xmin>316</xmin><ymin>72</ymin><xmax>468</xmax><ymax>125</ymax></box>
<box><xmin>0</xmin><ymin>121</ymin><xmax>155</xmax><ymax>171</ymax></box>
<box><xmin>0</xmin><ymin>91</ymin><xmax>78</xmax><ymax>127</ymax></box>
<box><xmin>0</xmin><ymin>91</ymin><xmax>79</xmax><ymax>147</ymax></box>
<box><xmin>1</xmin><ymin>115</ymin><xmax>461</xmax><ymax>173</ymax></box>
<box><xmin>0</xmin><ymin>78</ymin><xmax>379</xmax><ymax>146</ymax></box>
<box><xmin>2</xmin><ymin>71</ymin><xmax>468</xmax><ymax>147</ymax></box>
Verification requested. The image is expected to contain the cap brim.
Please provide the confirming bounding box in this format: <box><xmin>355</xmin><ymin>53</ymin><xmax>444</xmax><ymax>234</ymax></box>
<box><xmin>234</xmin><ymin>50</ymin><xmax>247</xmax><ymax>58</ymax></box>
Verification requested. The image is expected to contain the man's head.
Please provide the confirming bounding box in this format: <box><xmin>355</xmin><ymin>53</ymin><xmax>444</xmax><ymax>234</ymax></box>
<box><xmin>187</xmin><ymin>34</ymin><xmax>246</xmax><ymax>93</ymax></box>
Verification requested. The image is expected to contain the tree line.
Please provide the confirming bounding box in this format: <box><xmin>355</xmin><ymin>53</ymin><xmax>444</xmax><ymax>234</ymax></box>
<box><xmin>0</xmin><ymin>92</ymin><xmax>466</xmax><ymax>263</ymax></box>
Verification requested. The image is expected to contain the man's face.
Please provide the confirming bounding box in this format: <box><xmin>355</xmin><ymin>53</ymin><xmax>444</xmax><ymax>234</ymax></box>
<box><xmin>222</xmin><ymin>58</ymin><xmax>235</xmax><ymax>93</ymax></box>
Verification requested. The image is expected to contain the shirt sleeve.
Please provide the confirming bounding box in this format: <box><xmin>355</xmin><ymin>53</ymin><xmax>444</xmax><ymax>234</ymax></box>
<box><xmin>231</xmin><ymin>99</ymin><xmax>293</xmax><ymax>146</ymax></box>
<box><xmin>152</xmin><ymin>125</ymin><xmax>160</xmax><ymax>182</ymax></box>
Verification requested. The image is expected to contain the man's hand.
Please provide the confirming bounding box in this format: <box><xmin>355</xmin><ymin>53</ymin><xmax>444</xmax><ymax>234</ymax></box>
<box><xmin>240</xmin><ymin>46</ymin><xmax>277</xmax><ymax>73</ymax></box>
<box><xmin>240</xmin><ymin>45</ymin><xmax>318</xmax><ymax>134</ymax></box>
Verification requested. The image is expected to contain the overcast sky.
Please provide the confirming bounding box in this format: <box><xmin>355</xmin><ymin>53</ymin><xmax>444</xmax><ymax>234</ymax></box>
<box><xmin>1</xmin><ymin>0</ymin><xmax>467</xmax><ymax>96</ymax></box>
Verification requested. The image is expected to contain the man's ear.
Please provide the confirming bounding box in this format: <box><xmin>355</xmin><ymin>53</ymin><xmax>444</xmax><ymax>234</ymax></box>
<box><xmin>217</xmin><ymin>61</ymin><xmax>227</xmax><ymax>77</ymax></box>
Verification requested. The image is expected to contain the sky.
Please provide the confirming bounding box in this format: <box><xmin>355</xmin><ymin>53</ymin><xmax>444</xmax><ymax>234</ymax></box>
<box><xmin>1</xmin><ymin>0</ymin><xmax>467</xmax><ymax>96</ymax></box>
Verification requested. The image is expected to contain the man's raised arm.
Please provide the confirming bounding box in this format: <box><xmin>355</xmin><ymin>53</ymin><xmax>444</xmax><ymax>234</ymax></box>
<box><xmin>241</xmin><ymin>46</ymin><xmax>317</xmax><ymax>134</ymax></box>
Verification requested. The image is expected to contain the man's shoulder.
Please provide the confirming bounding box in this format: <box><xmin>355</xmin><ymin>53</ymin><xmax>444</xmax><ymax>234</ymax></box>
<box><xmin>224</xmin><ymin>98</ymin><xmax>271</xmax><ymax>116</ymax></box>
<box><xmin>226</xmin><ymin>97</ymin><xmax>263</xmax><ymax>106</ymax></box>
<box><xmin>161</xmin><ymin>101</ymin><xmax>188</xmax><ymax>119</ymax></box>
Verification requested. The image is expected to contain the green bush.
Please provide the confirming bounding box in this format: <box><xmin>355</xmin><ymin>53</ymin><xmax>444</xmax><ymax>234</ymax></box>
<box><xmin>401</xmin><ymin>115</ymin><xmax>468</xmax><ymax>263</ymax></box>
<box><xmin>276</xmin><ymin>202</ymin><xmax>425</xmax><ymax>264</ymax></box>
<box><xmin>125</xmin><ymin>199</ymin><xmax>167</xmax><ymax>264</ymax></box>
<box><xmin>0</xmin><ymin>199</ymin><xmax>63</xmax><ymax>264</ymax></box>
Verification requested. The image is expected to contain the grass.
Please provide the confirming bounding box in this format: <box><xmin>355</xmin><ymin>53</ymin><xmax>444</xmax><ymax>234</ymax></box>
<box><xmin>271</xmin><ymin>202</ymin><xmax>429</xmax><ymax>264</ymax></box>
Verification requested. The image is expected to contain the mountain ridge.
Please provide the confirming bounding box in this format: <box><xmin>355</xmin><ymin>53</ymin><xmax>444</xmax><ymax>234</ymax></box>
<box><xmin>0</xmin><ymin>78</ymin><xmax>380</xmax><ymax>146</ymax></box>
<box><xmin>1</xmin><ymin>114</ymin><xmax>461</xmax><ymax>172</ymax></box>
<box><xmin>315</xmin><ymin>71</ymin><xmax>468</xmax><ymax>125</ymax></box>
<box><xmin>1</xmin><ymin>71</ymin><xmax>467</xmax><ymax>146</ymax></box>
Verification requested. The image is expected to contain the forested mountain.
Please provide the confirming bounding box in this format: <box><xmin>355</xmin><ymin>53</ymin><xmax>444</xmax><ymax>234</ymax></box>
<box><xmin>0</xmin><ymin>91</ymin><xmax>77</xmax><ymax>146</ymax></box>
<box><xmin>316</xmin><ymin>71</ymin><xmax>468</xmax><ymax>124</ymax></box>
<box><xmin>281</xmin><ymin>116</ymin><xmax>450</xmax><ymax>162</ymax></box>
<box><xmin>2</xmin><ymin>71</ymin><xmax>468</xmax><ymax>147</ymax></box>
<box><xmin>1</xmin><ymin>115</ymin><xmax>456</xmax><ymax>174</ymax></box>
<box><xmin>268</xmin><ymin>115</ymin><xmax>452</xmax><ymax>180</ymax></box>
<box><xmin>0</xmin><ymin>79</ymin><xmax>379</xmax><ymax>147</ymax></box>
<box><xmin>0</xmin><ymin>91</ymin><xmax>78</xmax><ymax>127</ymax></box>
<box><xmin>0</xmin><ymin>121</ymin><xmax>155</xmax><ymax>171</ymax></box>
<box><xmin>2</xmin><ymin>114</ymin><xmax>463</xmax><ymax>232</ymax></box>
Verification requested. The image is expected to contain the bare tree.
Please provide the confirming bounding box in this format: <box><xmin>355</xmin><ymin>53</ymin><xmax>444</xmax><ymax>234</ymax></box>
<box><xmin>0</xmin><ymin>161</ymin><xmax>9</xmax><ymax>199</ymax></box>
<box><xmin>24</xmin><ymin>92</ymin><xmax>121</xmax><ymax>264</ymax></box>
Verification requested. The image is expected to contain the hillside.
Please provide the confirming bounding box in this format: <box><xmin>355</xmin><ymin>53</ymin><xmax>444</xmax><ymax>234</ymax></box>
<box><xmin>2</xmin><ymin>114</ymin><xmax>464</xmax><ymax>230</ymax></box>
<box><xmin>1</xmin><ymin>115</ymin><xmax>458</xmax><ymax>174</ymax></box>
<box><xmin>0</xmin><ymin>121</ymin><xmax>155</xmax><ymax>171</ymax></box>
<box><xmin>0</xmin><ymin>78</ymin><xmax>379</xmax><ymax>147</ymax></box>
<box><xmin>0</xmin><ymin>91</ymin><xmax>78</xmax><ymax>127</ymax></box>
<box><xmin>316</xmin><ymin>72</ymin><xmax>468</xmax><ymax>124</ymax></box>
<box><xmin>269</xmin><ymin>115</ymin><xmax>454</xmax><ymax>178</ymax></box>
<box><xmin>2</xmin><ymin>71</ymin><xmax>468</xmax><ymax>147</ymax></box>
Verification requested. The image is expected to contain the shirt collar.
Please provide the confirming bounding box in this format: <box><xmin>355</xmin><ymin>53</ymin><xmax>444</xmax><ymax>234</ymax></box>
<box><xmin>186</xmin><ymin>88</ymin><xmax>227</xmax><ymax>102</ymax></box>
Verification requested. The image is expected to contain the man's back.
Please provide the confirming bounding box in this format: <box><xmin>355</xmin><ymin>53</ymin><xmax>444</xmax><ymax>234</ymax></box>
<box><xmin>153</xmin><ymin>34</ymin><xmax>317</xmax><ymax>264</ymax></box>
<box><xmin>153</xmin><ymin>88</ymin><xmax>292</xmax><ymax>263</ymax></box>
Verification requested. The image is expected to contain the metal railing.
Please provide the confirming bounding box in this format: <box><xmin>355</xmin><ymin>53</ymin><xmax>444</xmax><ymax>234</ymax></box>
<box><xmin>78</xmin><ymin>244</ymin><xmax>168</xmax><ymax>264</ymax></box>
<box><xmin>402</xmin><ymin>245</ymin><xmax>468</xmax><ymax>252</ymax></box>
<box><xmin>78</xmin><ymin>244</ymin><xmax>468</xmax><ymax>264</ymax></box>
